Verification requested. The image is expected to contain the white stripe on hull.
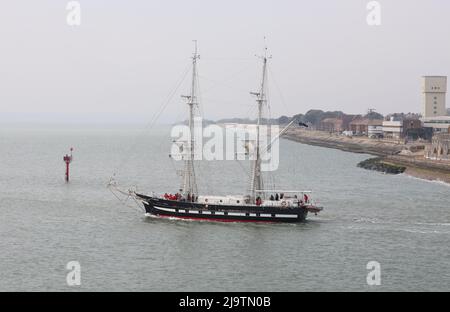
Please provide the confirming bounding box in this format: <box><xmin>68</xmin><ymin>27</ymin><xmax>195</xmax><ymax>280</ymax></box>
<box><xmin>228</xmin><ymin>212</ymin><xmax>245</xmax><ymax>217</ymax></box>
<box><xmin>154</xmin><ymin>207</ymin><xmax>176</xmax><ymax>213</ymax></box>
<box><xmin>275</xmin><ymin>214</ymin><xmax>298</xmax><ymax>218</ymax></box>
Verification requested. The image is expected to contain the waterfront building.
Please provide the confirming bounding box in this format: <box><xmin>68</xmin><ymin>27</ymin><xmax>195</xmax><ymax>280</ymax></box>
<box><xmin>317</xmin><ymin>118</ymin><xmax>343</xmax><ymax>132</ymax></box>
<box><xmin>349</xmin><ymin>118</ymin><xmax>370</xmax><ymax>135</ymax></box>
<box><xmin>421</xmin><ymin>116</ymin><xmax>450</xmax><ymax>133</ymax></box>
<box><xmin>382</xmin><ymin>117</ymin><xmax>403</xmax><ymax>139</ymax></box>
<box><xmin>367</xmin><ymin>120</ymin><xmax>384</xmax><ymax>138</ymax></box>
<box><xmin>425</xmin><ymin>133</ymin><xmax>450</xmax><ymax>160</ymax></box>
<box><xmin>403</xmin><ymin>119</ymin><xmax>422</xmax><ymax>131</ymax></box>
<box><xmin>317</xmin><ymin>115</ymin><xmax>355</xmax><ymax>133</ymax></box>
<box><xmin>422</xmin><ymin>76</ymin><xmax>447</xmax><ymax>118</ymax></box>
<box><xmin>402</xmin><ymin>118</ymin><xmax>425</xmax><ymax>140</ymax></box>
<box><xmin>381</xmin><ymin>118</ymin><xmax>422</xmax><ymax>139</ymax></box>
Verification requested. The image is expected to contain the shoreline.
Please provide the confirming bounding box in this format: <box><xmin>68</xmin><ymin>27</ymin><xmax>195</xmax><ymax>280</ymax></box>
<box><xmin>284</xmin><ymin>129</ymin><xmax>450</xmax><ymax>184</ymax></box>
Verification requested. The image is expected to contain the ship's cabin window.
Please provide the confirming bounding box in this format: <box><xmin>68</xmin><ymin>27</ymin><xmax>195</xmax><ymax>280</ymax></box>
<box><xmin>236</xmin><ymin>200</ymin><xmax>240</xmax><ymax>204</ymax></box>
<box><xmin>219</xmin><ymin>200</ymin><xmax>223</xmax><ymax>203</ymax></box>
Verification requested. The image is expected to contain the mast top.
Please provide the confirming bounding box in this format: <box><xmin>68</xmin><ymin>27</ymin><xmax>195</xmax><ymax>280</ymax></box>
<box><xmin>192</xmin><ymin>40</ymin><xmax>200</xmax><ymax>61</ymax></box>
<box><xmin>256</xmin><ymin>37</ymin><xmax>272</xmax><ymax>62</ymax></box>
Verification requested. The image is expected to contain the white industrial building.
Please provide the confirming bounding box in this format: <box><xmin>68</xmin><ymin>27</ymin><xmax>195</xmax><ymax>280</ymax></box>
<box><xmin>368</xmin><ymin>125</ymin><xmax>383</xmax><ymax>138</ymax></box>
<box><xmin>382</xmin><ymin>118</ymin><xmax>403</xmax><ymax>139</ymax></box>
<box><xmin>422</xmin><ymin>116</ymin><xmax>450</xmax><ymax>133</ymax></box>
<box><xmin>422</xmin><ymin>76</ymin><xmax>447</xmax><ymax>118</ymax></box>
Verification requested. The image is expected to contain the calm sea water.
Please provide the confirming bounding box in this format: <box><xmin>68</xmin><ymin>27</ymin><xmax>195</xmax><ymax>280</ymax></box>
<box><xmin>0</xmin><ymin>125</ymin><xmax>449</xmax><ymax>291</ymax></box>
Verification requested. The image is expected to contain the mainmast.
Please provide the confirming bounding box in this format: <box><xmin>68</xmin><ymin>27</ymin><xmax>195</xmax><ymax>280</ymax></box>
<box><xmin>181</xmin><ymin>41</ymin><xmax>199</xmax><ymax>197</ymax></box>
<box><xmin>250</xmin><ymin>48</ymin><xmax>269</xmax><ymax>202</ymax></box>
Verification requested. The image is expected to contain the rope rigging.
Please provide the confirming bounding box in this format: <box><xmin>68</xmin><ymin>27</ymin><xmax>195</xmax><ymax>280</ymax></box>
<box><xmin>110</xmin><ymin>63</ymin><xmax>191</xmax><ymax>181</ymax></box>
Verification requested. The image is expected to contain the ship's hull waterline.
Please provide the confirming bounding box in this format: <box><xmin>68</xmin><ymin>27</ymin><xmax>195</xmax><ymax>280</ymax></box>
<box><xmin>137</xmin><ymin>195</ymin><xmax>312</xmax><ymax>223</ymax></box>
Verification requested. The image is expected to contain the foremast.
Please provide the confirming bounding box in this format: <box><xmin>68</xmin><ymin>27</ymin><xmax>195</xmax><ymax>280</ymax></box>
<box><xmin>181</xmin><ymin>41</ymin><xmax>200</xmax><ymax>197</ymax></box>
<box><xmin>250</xmin><ymin>48</ymin><xmax>269</xmax><ymax>203</ymax></box>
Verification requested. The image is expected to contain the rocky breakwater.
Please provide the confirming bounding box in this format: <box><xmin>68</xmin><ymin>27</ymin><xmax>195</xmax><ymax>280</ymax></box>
<box><xmin>357</xmin><ymin>157</ymin><xmax>406</xmax><ymax>174</ymax></box>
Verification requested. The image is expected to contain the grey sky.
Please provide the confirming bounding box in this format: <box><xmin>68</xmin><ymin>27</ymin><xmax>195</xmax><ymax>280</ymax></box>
<box><xmin>1</xmin><ymin>0</ymin><xmax>449</xmax><ymax>123</ymax></box>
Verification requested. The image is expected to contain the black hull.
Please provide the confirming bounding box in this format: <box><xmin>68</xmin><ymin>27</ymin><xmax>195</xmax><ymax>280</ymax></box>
<box><xmin>136</xmin><ymin>194</ymin><xmax>309</xmax><ymax>223</ymax></box>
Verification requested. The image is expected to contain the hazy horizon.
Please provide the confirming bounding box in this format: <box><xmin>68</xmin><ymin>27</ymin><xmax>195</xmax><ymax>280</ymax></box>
<box><xmin>1</xmin><ymin>1</ymin><xmax>450</xmax><ymax>124</ymax></box>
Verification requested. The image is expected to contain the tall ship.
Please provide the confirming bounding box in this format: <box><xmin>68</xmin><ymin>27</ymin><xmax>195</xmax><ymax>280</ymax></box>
<box><xmin>110</xmin><ymin>43</ymin><xmax>323</xmax><ymax>223</ymax></box>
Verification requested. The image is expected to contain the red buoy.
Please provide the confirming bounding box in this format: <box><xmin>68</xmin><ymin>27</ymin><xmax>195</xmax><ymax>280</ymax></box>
<box><xmin>63</xmin><ymin>148</ymin><xmax>73</xmax><ymax>182</ymax></box>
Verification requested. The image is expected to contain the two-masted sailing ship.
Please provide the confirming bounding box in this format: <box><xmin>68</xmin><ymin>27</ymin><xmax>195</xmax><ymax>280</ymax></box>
<box><xmin>110</xmin><ymin>43</ymin><xmax>323</xmax><ymax>223</ymax></box>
